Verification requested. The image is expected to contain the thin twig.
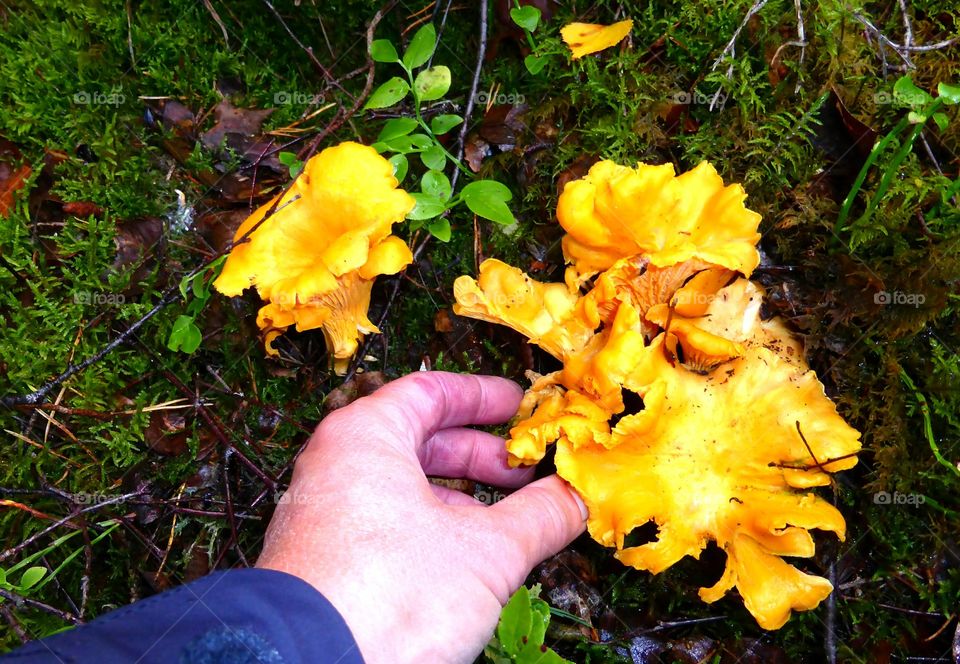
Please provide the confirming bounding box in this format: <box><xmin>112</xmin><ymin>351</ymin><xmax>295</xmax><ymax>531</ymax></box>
<box><xmin>878</xmin><ymin>602</ymin><xmax>945</xmax><ymax>618</ymax></box>
<box><xmin>708</xmin><ymin>0</ymin><xmax>770</xmax><ymax>110</ymax></box>
<box><xmin>125</xmin><ymin>0</ymin><xmax>136</xmax><ymax>67</ymax></box>
<box><xmin>898</xmin><ymin>0</ymin><xmax>914</xmax><ymax>56</ymax></box>
<box><xmin>794</xmin><ymin>0</ymin><xmax>806</xmax><ymax>93</ymax></box>
<box><xmin>0</xmin><ymin>589</ymin><xmax>80</xmax><ymax>625</ymax></box>
<box><xmin>203</xmin><ymin>0</ymin><xmax>231</xmax><ymax>48</ymax></box>
<box><xmin>299</xmin><ymin>1</ymin><xmax>394</xmax><ymax>161</ymax></box>
<box><xmin>0</xmin><ymin>499</ymin><xmax>137</xmax><ymax>564</ymax></box>
<box><xmin>146</xmin><ymin>356</ymin><xmax>278</xmax><ymax>488</ymax></box>
<box><xmin>0</xmin><ymin>605</ymin><xmax>27</xmax><ymax>643</ymax></box>
<box><xmin>80</xmin><ymin>519</ymin><xmax>92</xmax><ymax>619</ymax></box>
<box><xmin>853</xmin><ymin>21</ymin><xmax>955</xmax><ymax>73</ymax></box>
<box><xmin>620</xmin><ymin>615</ymin><xmax>728</xmax><ymax>639</ymax></box>
<box><xmin>711</xmin><ymin>1</ymin><xmax>769</xmax><ymax>69</ymax></box>
<box><xmin>221</xmin><ymin>449</ymin><xmax>250</xmax><ymax>567</ymax></box>
<box><xmin>262</xmin><ymin>0</ymin><xmax>355</xmax><ymax>102</ymax></box>
<box><xmin>450</xmin><ymin>0</ymin><xmax>489</xmax><ymax>194</ymax></box>
<box><xmin>1</xmin><ymin>292</ymin><xmax>177</xmax><ymax>407</ymax></box>
<box><xmin>904</xmin><ymin>37</ymin><xmax>958</xmax><ymax>51</ymax></box>
<box><xmin>426</xmin><ymin>0</ymin><xmax>455</xmax><ymax>69</ymax></box>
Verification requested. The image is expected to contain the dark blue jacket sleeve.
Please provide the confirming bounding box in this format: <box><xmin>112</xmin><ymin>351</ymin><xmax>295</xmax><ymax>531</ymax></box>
<box><xmin>1</xmin><ymin>568</ymin><xmax>364</xmax><ymax>663</ymax></box>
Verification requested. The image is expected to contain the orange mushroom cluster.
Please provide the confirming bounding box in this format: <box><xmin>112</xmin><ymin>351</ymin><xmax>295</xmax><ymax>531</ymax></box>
<box><xmin>453</xmin><ymin>159</ymin><xmax>861</xmax><ymax>629</ymax></box>
<box><xmin>214</xmin><ymin>142</ymin><xmax>415</xmax><ymax>374</ymax></box>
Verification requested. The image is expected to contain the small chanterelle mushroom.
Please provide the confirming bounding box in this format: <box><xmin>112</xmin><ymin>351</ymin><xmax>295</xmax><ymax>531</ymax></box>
<box><xmin>453</xmin><ymin>159</ymin><xmax>862</xmax><ymax>630</ymax></box>
<box><xmin>214</xmin><ymin>141</ymin><xmax>415</xmax><ymax>374</ymax></box>
<box><xmin>560</xmin><ymin>19</ymin><xmax>634</xmax><ymax>60</ymax></box>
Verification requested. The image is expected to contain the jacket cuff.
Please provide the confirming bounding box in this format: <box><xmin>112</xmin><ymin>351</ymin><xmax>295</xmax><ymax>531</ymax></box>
<box><xmin>3</xmin><ymin>568</ymin><xmax>363</xmax><ymax>663</ymax></box>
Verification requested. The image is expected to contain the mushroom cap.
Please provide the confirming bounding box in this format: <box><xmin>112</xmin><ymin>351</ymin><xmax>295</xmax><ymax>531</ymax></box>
<box><xmin>214</xmin><ymin>141</ymin><xmax>414</xmax><ymax>371</ymax></box>
<box><xmin>453</xmin><ymin>259</ymin><xmax>594</xmax><ymax>360</ymax></box>
<box><xmin>557</xmin><ymin>160</ymin><xmax>762</xmax><ymax>286</ymax></box>
<box><xmin>215</xmin><ymin>141</ymin><xmax>414</xmax><ymax>303</ymax></box>
<box><xmin>553</xmin><ymin>333</ymin><xmax>860</xmax><ymax>629</ymax></box>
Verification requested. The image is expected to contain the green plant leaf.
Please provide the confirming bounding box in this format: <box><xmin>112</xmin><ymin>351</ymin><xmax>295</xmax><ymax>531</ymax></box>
<box><xmin>33</xmin><ymin>523</ymin><xmax>120</xmax><ymax>594</ymax></box>
<box><xmin>277</xmin><ymin>151</ymin><xmax>304</xmax><ymax>178</ymax></box>
<box><xmin>402</xmin><ymin>23</ymin><xmax>437</xmax><ymax>70</ymax></box>
<box><xmin>462</xmin><ymin>179</ymin><xmax>512</xmax><ymax>202</ymax></box>
<box><xmin>421</xmin><ymin>170</ymin><xmax>451</xmax><ymax>200</ymax></box>
<box><xmin>192</xmin><ymin>271</ymin><xmax>212</xmax><ymax>301</ymax></box>
<box><xmin>6</xmin><ymin>531</ymin><xmax>81</xmax><ymax>576</ymax></box>
<box><xmin>421</xmin><ymin>145</ymin><xmax>446</xmax><ymax>171</ymax></box>
<box><xmin>178</xmin><ymin>273</ymin><xmax>191</xmax><ymax>298</ymax></box>
<box><xmin>462</xmin><ymin>180</ymin><xmax>515</xmax><ymax>225</ymax></box>
<box><xmin>430</xmin><ymin>114</ymin><xmax>463</xmax><ymax>135</ymax></box>
<box><xmin>378</xmin><ymin>117</ymin><xmax>419</xmax><ymax>142</ymax></box>
<box><xmin>497</xmin><ymin>586</ymin><xmax>534</xmax><ymax>654</ymax></box>
<box><xmin>491</xmin><ymin>586</ymin><xmax>571</xmax><ymax>662</ymax></box>
<box><xmin>381</xmin><ymin>133</ymin><xmax>434</xmax><ymax>154</ymax></box>
<box><xmin>167</xmin><ymin>315</ymin><xmax>202</xmax><ymax>353</ymax></box>
<box><xmin>465</xmin><ymin>198</ymin><xmax>515</xmax><ymax>225</ymax></box>
<box><xmin>414</xmin><ymin>65</ymin><xmax>451</xmax><ymax>102</ymax></box>
<box><xmin>893</xmin><ymin>76</ymin><xmax>932</xmax><ymax>108</ymax></box>
<box><xmin>933</xmin><ymin>112</ymin><xmax>949</xmax><ymax>132</ymax></box>
<box><xmin>19</xmin><ymin>566</ymin><xmax>45</xmax><ymax>591</ymax></box>
<box><xmin>388</xmin><ymin>153</ymin><xmax>409</xmax><ymax>182</ymax></box>
<box><xmin>407</xmin><ymin>193</ymin><xmax>446</xmax><ymax>220</ymax></box>
<box><xmin>427</xmin><ymin>218</ymin><xmax>451</xmax><ymax>241</ymax></box>
<box><xmin>510</xmin><ymin>5</ymin><xmax>541</xmax><ymax>32</ymax></box>
<box><xmin>364</xmin><ymin>77</ymin><xmax>410</xmax><ymax>110</ymax></box>
<box><xmin>370</xmin><ymin>39</ymin><xmax>399</xmax><ymax>63</ymax></box>
<box><xmin>525</xmin><ymin>596</ymin><xmax>550</xmax><ymax>648</ymax></box>
<box><xmin>524</xmin><ymin>54</ymin><xmax>548</xmax><ymax>75</ymax></box>
<box><xmin>938</xmin><ymin>82</ymin><xmax>960</xmax><ymax>104</ymax></box>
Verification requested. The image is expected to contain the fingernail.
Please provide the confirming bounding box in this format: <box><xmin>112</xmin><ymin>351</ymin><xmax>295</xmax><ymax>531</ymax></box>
<box><xmin>569</xmin><ymin>488</ymin><xmax>588</xmax><ymax>521</ymax></box>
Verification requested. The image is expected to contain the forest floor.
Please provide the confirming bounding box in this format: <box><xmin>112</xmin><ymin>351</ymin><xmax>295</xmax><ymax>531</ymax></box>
<box><xmin>1</xmin><ymin>1</ymin><xmax>959</xmax><ymax>662</ymax></box>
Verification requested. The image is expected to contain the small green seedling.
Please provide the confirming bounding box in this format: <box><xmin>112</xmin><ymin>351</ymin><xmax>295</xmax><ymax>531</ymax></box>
<box><xmin>0</xmin><ymin>521</ymin><xmax>119</xmax><ymax>602</ymax></box>
<box><xmin>277</xmin><ymin>151</ymin><xmax>304</xmax><ymax>179</ymax></box>
<box><xmin>510</xmin><ymin>2</ymin><xmax>548</xmax><ymax>74</ymax></box>
<box><xmin>366</xmin><ymin>23</ymin><xmax>518</xmax><ymax>241</ymax></box>
<box><xmin>167</xmin><ymin>256</ymin><xmax>227</xmax><ymax>354</ymax></box>
<box><xmin>835</xmin><ymin>76</ymin><xmax>960</xmax><ymax>246</ymax></box>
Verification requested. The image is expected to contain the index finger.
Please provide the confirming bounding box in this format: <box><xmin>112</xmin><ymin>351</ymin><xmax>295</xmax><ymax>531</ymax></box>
<box><xmin>329</xmin><ymin>371</ymin><xmax>523</xmax><ymax>450</ymax></box>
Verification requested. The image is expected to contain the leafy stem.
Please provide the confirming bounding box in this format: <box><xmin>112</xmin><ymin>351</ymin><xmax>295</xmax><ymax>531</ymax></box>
<box><xmin>366</xmin><ymin>23</ymin><xmax>518</xmax><ymax>241</ymax></box>
<box><xmin>834</xmin><ymin>77</ymin><xmax>959</xmax><ymax>249</ymax></box>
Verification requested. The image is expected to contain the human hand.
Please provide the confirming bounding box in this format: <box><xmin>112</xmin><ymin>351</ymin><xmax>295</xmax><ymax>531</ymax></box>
<box><xmin>256</xmin><ymin>371</ymin><xmax>587</xmax><ymax>663</ymax></box>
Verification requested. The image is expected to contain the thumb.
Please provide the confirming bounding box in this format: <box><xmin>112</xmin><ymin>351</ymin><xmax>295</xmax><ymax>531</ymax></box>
<box><xmin>485</xmin><ymin>475</ymin><xmax>588</xmax><ymax>587</ymax></box>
